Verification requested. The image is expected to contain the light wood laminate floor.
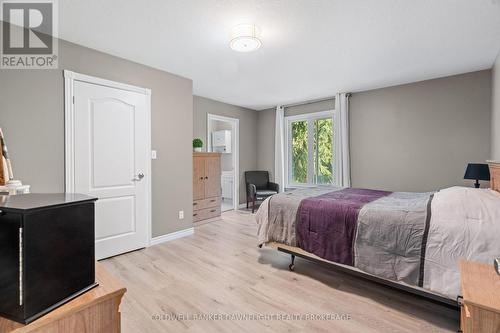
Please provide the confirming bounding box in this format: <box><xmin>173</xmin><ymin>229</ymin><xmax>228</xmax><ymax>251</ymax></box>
<box><xmin>101</xmin><ymin>210</ymin><xmax>459</xmax><ymax>333</ymax></box>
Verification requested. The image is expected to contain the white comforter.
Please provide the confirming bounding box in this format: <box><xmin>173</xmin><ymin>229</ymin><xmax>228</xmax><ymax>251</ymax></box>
<box><xmin>424</xmin><ymin>186</ymin><xmax>500</xmax><ymax>299</ymax></box>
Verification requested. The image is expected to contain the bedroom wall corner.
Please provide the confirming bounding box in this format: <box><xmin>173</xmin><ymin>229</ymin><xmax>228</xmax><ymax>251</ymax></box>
<box><xmin>491</xmin><ymin>50</ymin><xmax>500</xmax><ymax>160</ymax></box>
<box><xmin>192</xmin><ymin>96</ymin><xmax>258</xmax><ymax>204</ymax></box>
<box><xmin>0</xmin><ymin>36</ymin><xmax>194</xmax><ymax>239</ymax></box>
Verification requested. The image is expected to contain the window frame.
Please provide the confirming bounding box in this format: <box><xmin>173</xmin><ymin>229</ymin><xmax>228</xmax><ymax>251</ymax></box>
<box><xmin>284</xmin><ymin>110</ymin><xmax>336</xmax><ymax>189</ymax></box>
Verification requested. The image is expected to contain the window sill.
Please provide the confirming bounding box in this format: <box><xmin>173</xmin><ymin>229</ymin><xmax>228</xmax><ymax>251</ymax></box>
<box><xmin>285</xmin><ymin>183</ymin><xmax>338</xmax><ymax>191</ymax></box>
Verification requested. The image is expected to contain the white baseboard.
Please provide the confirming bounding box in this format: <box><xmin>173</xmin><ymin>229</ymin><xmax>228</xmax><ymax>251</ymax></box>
<box><xmin>150</xmin><ymin>227</ymin><xmax>194</xmax><ymax>246</ymax></box>
<box><xmin>238</xmin><ymin>203</ymin><xmax>248</xmax><ymax>209</ymax></box>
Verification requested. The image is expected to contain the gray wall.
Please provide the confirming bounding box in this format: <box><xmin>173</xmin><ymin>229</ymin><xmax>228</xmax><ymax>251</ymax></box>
<box><xmin>350</xmin><ymin>70</ymin><xmax>491</xmax><ymax>192</ymax></box>
<box><xmin>257</xmin><ymin>70</ymin><xmax>492</xmax><ymax>192</ymax></box>
<box><xmin>285</xmin><ymin>99</ymin><xmax>335</xmax><ymax>117</ymax></box>
<box><xmin>492</xmin><ymin>51</ymin><xmax>500</xmax><ymax>160</ymax></box>
<box><xmin>193</xmin><ymin>96</ymin><xmax>258</xmax><ymax>204</ymax></box>
<box><xmin>0</xmin><ymin>39</ymin><xmax>193</xmax><ymax>238</ymax></box>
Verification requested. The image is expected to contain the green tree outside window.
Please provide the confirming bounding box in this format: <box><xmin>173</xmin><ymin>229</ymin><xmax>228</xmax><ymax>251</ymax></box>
<box><xmin>290</xmin><ymin>117</ymin><xmax>333</xmax><ymax>185</ymax></box>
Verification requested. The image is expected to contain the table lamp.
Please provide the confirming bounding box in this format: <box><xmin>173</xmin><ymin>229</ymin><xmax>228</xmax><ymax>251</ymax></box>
<box><xmin>464</xmin><ymin>163</ymin><xmax>490</xmax><ymax>188</ymax></box>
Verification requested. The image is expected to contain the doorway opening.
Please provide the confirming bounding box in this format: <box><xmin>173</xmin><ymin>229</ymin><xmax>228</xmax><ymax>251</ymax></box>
<box><xmin>207</xmin><ymin>114</ymin><xmax>239</xmax><ymax>212</ymax></box>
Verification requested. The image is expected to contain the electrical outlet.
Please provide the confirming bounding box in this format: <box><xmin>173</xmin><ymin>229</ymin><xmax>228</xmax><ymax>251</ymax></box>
<box><xmin>151</xmin><ymin>150</ymin><xmax>157</xmax><ymax>159</ymax></box>
<box><xmin>178</xmin><ymin>210</ymin><xmax>184</xmax><ymax>219</ymax></box>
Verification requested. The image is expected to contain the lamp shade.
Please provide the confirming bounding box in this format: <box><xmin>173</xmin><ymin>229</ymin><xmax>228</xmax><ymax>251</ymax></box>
<box><xmin>464</xmin><ymin>163</ymin><xmax>490</xmax><ymax>181</ymax></box>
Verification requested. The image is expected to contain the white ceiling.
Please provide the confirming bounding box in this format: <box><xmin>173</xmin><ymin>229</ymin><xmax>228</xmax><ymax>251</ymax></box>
<box><xmin>59</xmin><ymin>0</ymin><xmax>500</xmax><ymax>110</ymax></box>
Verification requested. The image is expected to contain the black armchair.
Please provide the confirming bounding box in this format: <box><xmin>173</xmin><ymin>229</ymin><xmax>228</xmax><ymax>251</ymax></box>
<box><xmin>245</xmin><ymin>171</ymin><xmax>279</xmax><ymax>213</ymax></box>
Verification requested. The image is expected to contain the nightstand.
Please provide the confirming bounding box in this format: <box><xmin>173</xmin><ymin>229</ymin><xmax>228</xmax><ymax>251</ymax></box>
<box><xmin>459</xmin><ymin>260</ymin><xmax>500</xmax><ymax>332</ymax></box>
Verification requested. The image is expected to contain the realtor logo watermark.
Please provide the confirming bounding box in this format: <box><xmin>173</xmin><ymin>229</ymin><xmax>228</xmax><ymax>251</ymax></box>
<box><xmin>1</xmin><ymin>0</ymin><xmax>58</xmax><ymax>69</ymax></box>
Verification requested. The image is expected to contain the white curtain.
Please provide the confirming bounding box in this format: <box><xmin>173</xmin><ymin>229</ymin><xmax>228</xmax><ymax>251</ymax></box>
<box><xmin>334</xmin><ymin>93</ymin><xmax>351</xmax><ymax>187</ymax></box>
<box><xmin>274</xmin><ymin>105</ymin><xmax>285</xmax><ymax>192</ymax></box>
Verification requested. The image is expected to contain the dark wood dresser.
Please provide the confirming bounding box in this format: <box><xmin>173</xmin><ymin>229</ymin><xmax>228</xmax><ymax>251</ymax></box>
<box><xmin>0</xmin><ymin>194</ymin><xmax>97</xmax><ymax>324</ymax></box>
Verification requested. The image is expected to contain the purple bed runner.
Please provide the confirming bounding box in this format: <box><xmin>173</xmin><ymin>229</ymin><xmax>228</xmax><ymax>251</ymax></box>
<box><xmin>297</xmin><ymin>188</ymin><xmax>391</xmax><ymax>265</ymax></box>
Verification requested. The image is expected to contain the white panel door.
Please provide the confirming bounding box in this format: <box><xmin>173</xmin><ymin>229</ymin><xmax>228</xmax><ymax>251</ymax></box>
<box><xmin>73</xmin><ymin>81</ymin><xmax>149</xmax><ymax>260</ymax></box>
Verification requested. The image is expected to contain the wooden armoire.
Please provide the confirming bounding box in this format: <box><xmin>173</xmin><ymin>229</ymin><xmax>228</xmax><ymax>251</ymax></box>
<box><xmin>193</xmin><ymin>152</ymin><xmax>221</xmax><ymax>222</ymax></box>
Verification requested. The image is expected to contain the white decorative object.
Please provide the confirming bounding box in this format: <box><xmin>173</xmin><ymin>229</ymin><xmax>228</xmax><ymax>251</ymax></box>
<box><xmin>7</xmin><ymin>180</ymin><xmax>22</xmax><ymax>195</ymax></box>
<box><xmin>0</xmin><ymin>182</ymin><xmax>30</xmax><ymax>195</ymax></box>
<box><xmin>230</xmin><ymin>24</ymin><xmax>262</xmax><ymax>52</ymax></box>
<box><xmin>212</xmin><ymin>130</ymin><xmax>231</xmax><ymax>153</ymax></box>
<box><xmin>15</xmin><ymin>185</ymin><xmax>30</xmax><ymax>194</ymax></box>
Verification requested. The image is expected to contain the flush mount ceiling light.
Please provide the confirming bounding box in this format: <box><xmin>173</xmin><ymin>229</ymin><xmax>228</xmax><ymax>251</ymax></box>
<box><xmin>230</xmin><ymin>24</ymin><xmax>262</xmax><ymax>52</ymax></box>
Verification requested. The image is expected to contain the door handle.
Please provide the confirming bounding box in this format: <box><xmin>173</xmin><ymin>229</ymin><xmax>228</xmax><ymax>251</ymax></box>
<box><xmin>133</xmin><ymin>173</ymin><xmax>145</xmax><ymax>181</ymax></box>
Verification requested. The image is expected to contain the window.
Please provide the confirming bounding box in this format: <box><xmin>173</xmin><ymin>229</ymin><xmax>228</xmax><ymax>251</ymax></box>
<box><xmin>286</xmin><ymin>110</ymin><xmax>335</xmax><ymax>187</ymax></box>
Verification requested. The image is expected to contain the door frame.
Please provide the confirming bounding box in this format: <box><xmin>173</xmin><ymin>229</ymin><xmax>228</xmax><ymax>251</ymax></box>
<box><xmin>63</xmin><ymin>70</ymin><xmax>153</xmax><ymax>246</ymax></box>
<box><xmin>206</xmin><ymin>113</ymin><xmax>239</xmax><ymax>211</ymax></box>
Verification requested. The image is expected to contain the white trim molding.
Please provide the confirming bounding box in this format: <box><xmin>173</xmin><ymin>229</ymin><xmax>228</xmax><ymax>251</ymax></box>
<box><xmin>64</xmin><ymin>70</ymin><xmax>153</xmax><ymax>247</ymax></box>
<box><xmin>150</xmin><ymin>228</ymin><xmax>194</xmax><ymax>246</ymax></box>
<box><xmin>64</xmin><ymin>70</ymin><xmax>151</xmax><ymax>95</ymax></box>
<box><xmin>206</xmin><ymin>113</ymin><xmax>240</xmax><ymax>211</ymax></box>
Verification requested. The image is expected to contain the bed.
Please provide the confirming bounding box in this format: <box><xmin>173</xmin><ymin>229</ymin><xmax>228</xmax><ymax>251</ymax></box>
<box><xmin>255</xmin><ymin>162</ymin><xmax>500</xmax><ymax>306</ymax></box>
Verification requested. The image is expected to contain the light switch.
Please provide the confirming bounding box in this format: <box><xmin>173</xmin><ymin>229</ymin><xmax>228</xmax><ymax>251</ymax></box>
<box><xmin>151</xmin><ymin>150</ymin><xmax>157</xmax><ymax>159</ymax></box>
<box><xmin>178</xmin><ymin>210</ymin><xmax>184</xmax><ymax>219</ymax></box>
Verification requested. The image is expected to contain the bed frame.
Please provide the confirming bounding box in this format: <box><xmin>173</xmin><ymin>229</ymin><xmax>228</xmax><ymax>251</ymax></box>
<box><xmin>262</xmin><ymin>162</ymin><xmax>500</xmax><ymax>309</ymax></box>
<box><xmin>262</xmin><ymin>242</ymin><xmax>459</xmax><ymax>308</ymax></box>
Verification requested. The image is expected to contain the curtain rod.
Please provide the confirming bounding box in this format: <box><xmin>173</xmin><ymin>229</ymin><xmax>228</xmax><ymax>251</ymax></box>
<box><xmin>281</xmin><ymin>93</ymin><xmax>351</xmax><ymax>109</ymax></box>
